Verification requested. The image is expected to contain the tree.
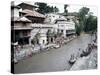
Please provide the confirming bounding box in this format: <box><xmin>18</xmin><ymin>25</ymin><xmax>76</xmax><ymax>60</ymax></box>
<box><xmin>35</xmin><ymin>2</ymin><xmax>47</xmax><ymax>14</ymax></box>
<box><xmin>64</xmin><ymin>4</ymin><xmax>69</xmax><ymax>15</ymax></box>
<box><xmin>78</xmin><ymin>7</ymin><xmax>97</xmax><ymax>34</ymax></box>
<box><xmin>84</xmin><ymin>14</ymin><xmax>97</xmax><ymax>32</ymax></box>
<box><xmin>73</xmin><ymin>17</ymin><xmax>81</xmax><ymax>36</ymax></box>
<box><xmin>35</xmin><ymin>2</ymin><xmax>59</xmax><ymax>14</ymax></box>
<box><xmin>54</xmin><ymin>6</ymin><xmax>59</xmax><ymax>13</ymax></box>
<box><xmin>77</xmin><ymin>7</ymin><xmax>90</xmax><ymax>35</ymax></box>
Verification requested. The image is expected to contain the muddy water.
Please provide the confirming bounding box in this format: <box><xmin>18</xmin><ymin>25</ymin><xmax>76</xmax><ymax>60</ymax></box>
<box><xmin>14</xmin><ymin>34</ymin><xmax>92</xmax><ymax>73</ymax></box>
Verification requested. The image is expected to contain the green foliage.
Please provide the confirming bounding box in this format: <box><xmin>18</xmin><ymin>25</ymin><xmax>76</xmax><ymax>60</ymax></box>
<box><xmin>54</xmin><ymin>6</ymin><xmax>59</xmax><ymax>13</ymax></box>
<box><xmin>35</xmin><ymin>2</ymin><xmax>59</xmax><ymax>14</ymax></box>
<box><xmin>79</xmin><ymin>7</ymin><xmax>89</xmax><ymax>21</ymax></box>
<box><xmin>73</xmin><ymin>7</ymin><xmax>90</xmax><ymax>36</ymax></box>
<box><xmin>64</xmin><ymin>4</ymin><xmax>69</xmax><ymax>15</ymax></box>
<box><xmin>78</xmin><ymin>7</ymin><xmax>90</xmax><ymax>31</ymax></box>
<box><xmin>75</xmin><ymin>25</ymin><xmax>81</xmax><ymax>36</ymax></box>
<box><xmin>77</xmin><ymin>7</ymin><xmax>97</xmax><ymax>34</ymax></box>
<box><xmin>73</xmin><ymin>19</ymin><xmax>81</xmax><ymax>36</ymax></box>
<box><xmin>84</xmin><ymin>15</ymin><xmax>97</xmax><ymax>32</ymax></box>
<box><xmin>35</xmin><ymin>2</ymin><xmax>47</xmax><ymax>14</ymax></box>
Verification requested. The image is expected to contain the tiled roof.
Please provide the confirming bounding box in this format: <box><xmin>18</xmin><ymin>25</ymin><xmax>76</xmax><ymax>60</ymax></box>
<box><xmin>18</xmin><ymin>2</ymin><xmax>38</xmax><ymax>8</ymax></box>
<box><xmin>20</xmin><ymin>9</ymin><xmax>45</xmax><ymax>18</ymax></box>
<box><xmin>11</xmin><ymin>16</ymin><xmax>31</xmax><ymax>22</ymax></box>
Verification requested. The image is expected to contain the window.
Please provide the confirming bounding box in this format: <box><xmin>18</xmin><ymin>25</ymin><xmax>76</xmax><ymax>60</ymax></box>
<box><xmin>22</xmin><ymin>22</ymin><xmax>26</xmax><ymax>26</ymax></box>
<box><xmin>19</xmin><ymin>12</ymin><xmax>21</xmax><ymax>17</ymax></box>
<box><xmin>66</xmin><ymin>30</ymin><xmax>68</xmax><ymax>33</ymax></box>
<box><xmin>53</xmin><ymin>16</ymin><xmax>55</xmax><ymax>17</ymax></box>
<box><xmin>23</xmin><ymin>31</ymin><xmax>28</xmax><ymax>36</ymax></box>
<box><xmin>43</xmin><ymin>40</ymin><xmax>45</xmax><ymax>44</ymax></box>
<box><xmin>51</xmin><ymin>38</ymin><xmax>53</xmax><ymax>42</ymax></box>
<box><xmin>61</xmin><ymin>30</ymin><xmax>63</xmax><ymax>33</ymax></box>
<box><xmin>67</xmin><ymin>18</ymin><xmax>70</xmax><ymax>21</ymax></box>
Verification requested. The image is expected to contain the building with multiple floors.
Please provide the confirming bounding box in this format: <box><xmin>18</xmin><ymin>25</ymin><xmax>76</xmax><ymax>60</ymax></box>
<box><xmin>45</xmin><ymin>13</ymin><xmax>76</xmax><ymax>38</ymax></box>
<box><xmin>11</xmin><ymin>2</ymin><xmax>76</xmax><ymax>46</ymax></box>
<box><xmin>11</xmin><ymin>2</ymin><xmax>33</xmax><ymax>45</ymax></box>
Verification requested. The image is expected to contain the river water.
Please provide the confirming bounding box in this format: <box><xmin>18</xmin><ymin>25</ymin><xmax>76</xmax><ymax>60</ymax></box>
<box><xmin>14</xmin><ymin>34</ymin><xmax>93</xmax><ymax>73</ymax></box>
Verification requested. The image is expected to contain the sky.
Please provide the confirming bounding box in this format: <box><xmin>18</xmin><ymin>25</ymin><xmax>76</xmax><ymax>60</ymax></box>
<box><xmin>14</xmin><ymin>1</ymin><xmax>98</xmax><ymax>16</ymax></box>
<box><xmin>48</xmin><ymin>3</ymin><xmax>98</xmax><ymax>16</ymax></box>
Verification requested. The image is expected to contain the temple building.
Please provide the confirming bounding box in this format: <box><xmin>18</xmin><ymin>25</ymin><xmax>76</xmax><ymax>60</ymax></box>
<box><xmin>11</xmin><ymin>2</ymin><xmax>76</xmax><ymax>46</ymax></box>
<box><xmin>11</xmin><ymin>2</ymin><xmax>33</xmax><ymax>45</ymax></box>
<box><xmin>18</xmin><ymin>2</ymin><xmax>45</xmax><ymax>23</ymax></box>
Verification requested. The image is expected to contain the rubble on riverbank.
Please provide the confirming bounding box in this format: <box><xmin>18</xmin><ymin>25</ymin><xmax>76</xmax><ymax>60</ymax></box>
<box><xmin>13</xmin><ymin>36</ymin><xmax>77</xmax><ymax>64</ymax></box>
<box><xmin>70</xmin><ymin>49</ymin><xmax>97</xmax><ymax>70</ymax></box>
<box><xmin>69</xmin><ymin>43</ymin><xmax>97</xmax><ymax>70</ymax></box>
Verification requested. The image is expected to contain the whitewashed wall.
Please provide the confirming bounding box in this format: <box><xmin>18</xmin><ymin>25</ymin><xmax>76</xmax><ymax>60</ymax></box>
<box><xmin>12</xmin><ymin>8</ymin><xmax>19</xmax><ymax>17</ymax></box>
<box><xmin>45</xmin><ymin>13</ymin><xmax>65</xmax><ymax>24</ymax></box>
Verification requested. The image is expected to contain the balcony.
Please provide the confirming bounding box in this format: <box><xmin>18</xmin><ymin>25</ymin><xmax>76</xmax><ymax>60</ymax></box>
<box><xmin>12</xmin><ymin>25</ymin><xmax>33</xmax><ymax>30</ymax></box>
<box><xmin>57</xmin><ymin>21</ymin><xmax>75</xmax><ymax>24</ymax></box>
<box><xmin>31</xmin><ymin>24</ymin><xmax>55</xmax><ymax>28</ymax></box>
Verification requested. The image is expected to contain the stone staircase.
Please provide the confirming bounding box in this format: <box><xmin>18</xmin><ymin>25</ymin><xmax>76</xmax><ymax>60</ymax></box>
<box><xmin>29</xmin><ymin>28</ymin><xmax>40</xmax><ymax>45</ymax></box>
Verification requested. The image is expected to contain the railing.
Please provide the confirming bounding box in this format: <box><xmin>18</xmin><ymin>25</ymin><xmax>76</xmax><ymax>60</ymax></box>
<box><xmin>12</xmin><ymin>25</ymin><xmax>32</xmax><ymax>30</ymax></box>
<box><xmin>31</xmin><ymin>24</ymin><xmax>55</xmax><ymax>28</ymax></box>
<box><xmin>30</xmin><ymin>28</ymin><xmax>40</xmax><ymax>40</ymax></box>
<box><xmin>57</xmin><ymin>21</ymin><xmax>75</xmax><ymax>24</ymax></box>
